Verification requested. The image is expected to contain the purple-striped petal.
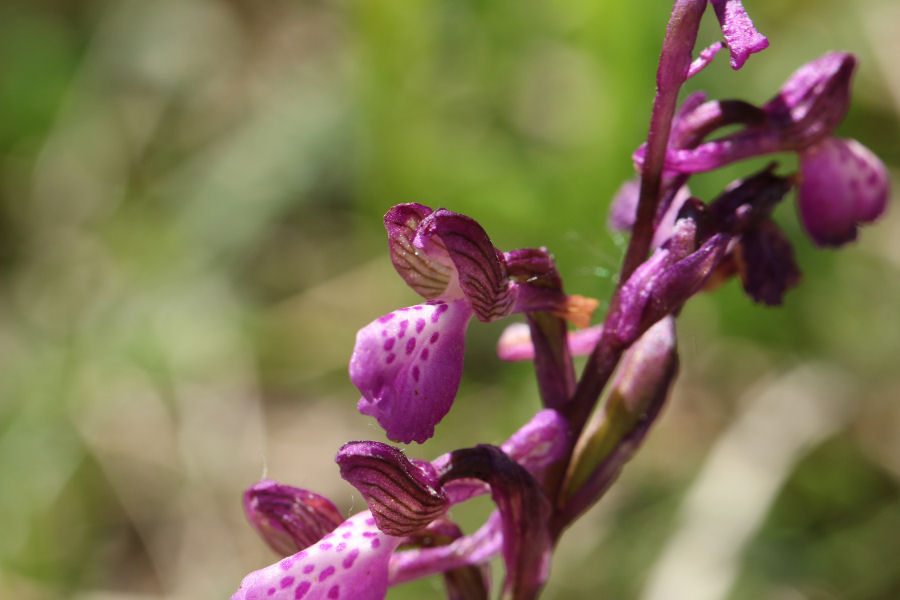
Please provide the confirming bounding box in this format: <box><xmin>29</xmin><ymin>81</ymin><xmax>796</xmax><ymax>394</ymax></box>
<box><xmin>231</xmin><ymin>511</ymin><xmax>403</xmax><ymax>600</ymax></box>
<box><xmin>424</xmin><ymin>210</ymin><xmax>515</xmax><ymax>322</ymax></box>
<box><xmin>350</xmin><ymin>300</ymin><xmax>474</xmax><ymax>444</ymax></box>
<box><xmin>798</xmin><ymin>137</ymin><xmax>889</xmax><ymax>247</ymax></box>
<box><xmin>337</xmin><ymin>441</ymin><xmax>449</xmax><ymax>536</ymax></box>
<box><xmin>385</xmin><ymin>203</ymin><xmax>459</xmax><ymax>300</ymax></box>
<box><xmin>440</xmin><ymin>446</ymin><xmax>553</xmax><ymax>600</ymax></box>
<box><xmin>244</xmin><ymin>481</ymin><xmax>344</xmax><ymax>556</ymax></box>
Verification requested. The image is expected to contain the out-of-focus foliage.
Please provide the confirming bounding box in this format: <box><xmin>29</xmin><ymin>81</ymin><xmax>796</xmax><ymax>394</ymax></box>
<box><xmin>0</xmin><ymin>0</ymin><xmax>897</xmax><ymax>598</ymax></box>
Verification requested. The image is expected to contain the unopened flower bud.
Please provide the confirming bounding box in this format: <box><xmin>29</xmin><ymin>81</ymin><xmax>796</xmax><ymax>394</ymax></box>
<box><xmin>565</xmin><ymin>317</ymin><xmax>679</xmax><ymax>501</ymax></box>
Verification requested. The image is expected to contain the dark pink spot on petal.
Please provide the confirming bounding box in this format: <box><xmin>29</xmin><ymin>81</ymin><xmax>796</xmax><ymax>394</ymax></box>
<box><xmin>318</xmin><ymin>543</ymin><xmax>333</xmax><ymax>551</ymax></box>
<box><xmin>342</xmin><ymin>548</ymin><xmax>360</xmax><ymax>569</ymax></box>
<box><xmin>335</xmin><ymin>543</ymin><xmax>346</xmax><ymax>552</ymax></box>
<box><xmin>405</xmin><ymin>338</ymin><xmax>416</xmax><ymax>355</ymax></box>
<box><xmin>342</xmin><ymin>532</ymin><xmax>352</xmax><ymax>539</ymax></box>
<box><xmin>294</xmin><ymin>581</ymin><xmax>311</xmax><ymax>599</ymax></box>
<box><xmin>421</xmin><ymin>348</ymin><xmax>429</xmax><ymax>360</ymax></box>
<box><xmin>415</xmin><ymin>319</ymin><xmax>426</xmax><ymax>333</ymax></box>
<box><xmin>386</xmin><ymin>353</ymin><xmax>396</xmax><ymax>364</ymax></box>
<box><xmin>378</xmin><ymin>313</ymin><xmax>395</xmax><ymax>323</ymax></box>
<box><xmin>328</xmin><ymin>585</ymin><xmax>340</xmax><ymax>599</ymax></box>
<box><xmin>362</xmin><ymin>531</ymin><xmax>377</xmax><ymax>538</ymax></box>
<box><xmin>365</xmin><ymin>518</ymin><xmax>376</xmax><ymax>526</ymax></box>
<box><xmin>320</xmin><ymin>566</ymin><xmax>336</xmax><ymax>581</ymax></box>
<box><xmin>340</xmin><ymin>521</ymin><xmax>353</xmax><ymax>528</ymax></box>
<box><xmin>383</xmin><ymin>338</ymin><xmax>395</xmax><ymax>351</ymax></box>
<box><xmin>280</xmin><ymin>576</ymin><xmax>295</xmax><ymax>589</ymax></box>
<box><xmin>268</xmin><ymin>588</ymin><xmax>276</xmax><ymax>596</ymax></box>
<box><xmin>371</xmin><ymin>537</ymin><xmax>381</xmax><ymax>549</ymax></box>
<box><xmin>437</xmin><ymin>303</ymin><xmax>449</xmax><ymax>314</ymax></box>
<box><xmin>413</xmin><ymin>305</ymin><xmax>423</xmax><ymax>310</ymax></box>
<box><xmin>280</xmin><ymin>557</ymin><xmax>296</xmax><ymax>571</ymax></box>
<box><xmin>303</xmin><ymin>564</ymin><xmax>315</xmax><ymax>574</ymax></box>
<box><xmin>412</xmin><ymin>366</ymin><xmax>420</xmax><ymax>382</ymax></box>
<box><xmin>398</xmin><ymin>320</ymin><xmax>409</xmax><ymax>338</ymax></box>
<box><xmin>430</xmin><ymin>332</ymin><xmax>440</xmax><ymax>344</ymax></box>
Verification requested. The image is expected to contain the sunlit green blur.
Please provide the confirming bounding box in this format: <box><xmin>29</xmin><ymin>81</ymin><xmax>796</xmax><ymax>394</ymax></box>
<box><xmin>1</xmin><ymin>0</ymin><xmax>898</xmax><ymax>598</ymax></box>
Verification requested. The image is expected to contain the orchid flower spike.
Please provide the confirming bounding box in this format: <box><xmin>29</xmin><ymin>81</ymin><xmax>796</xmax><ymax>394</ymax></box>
<box><xmin>232</xmin><ymin>411</ymin><xmax>570</xmax><ymax>600</ymax></box>
<box><xmin>350</xmin><ymin>204</ymin><xmax>595</xmax><ymax>443</ymax></box>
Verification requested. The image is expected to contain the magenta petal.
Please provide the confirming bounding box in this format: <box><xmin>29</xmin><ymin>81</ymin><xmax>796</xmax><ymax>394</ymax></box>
<box><xmin>424</xmin><ymin>209</ymin><xmax>515</xmax><ymax>322</ymax></box>
<box><xmin>709</xmin><ymin>0</ymin><xmax>769</xmax><ymax>70</ymax></box>
<box><xmin>231</xmin><ymin>511</ymin><xmax>403</xmax><ymax>600</ymax></box>
<box><xmin>337</xmin><ymin>442</ymin><xmax>449</xmax><ymax>535</ymax></box>
<box><xmin>798</xmin><ymin>137</ymin><xmax>889</xmax><ymax>247</ymax></box>
<box><xmin>350</xmin><ymin>300</ymin><xmax>474</xmax><ymax>444</ymax></box>
<box><xmin>765</xmin><ymin>52</ymin><xmax>854</xmax><ymax>138</ymax></box>
<box><xmin>497</xmin><ymin>323</ymin><xmax>604</xmax><ymax>361</ymax></box>
<box><xmin>608</xmin><ymin>178</ymin><xmax>641</xmax><ymax>232</ymax></box>
<box><xmin>384</xmin><ymin>203</ymin><xmax>457</xmax><ymax>300</ymax></box>
<box><xmin>244</xmin><ymin>481</ymin><xmax>344</xmax><ymax>556</ymax></box>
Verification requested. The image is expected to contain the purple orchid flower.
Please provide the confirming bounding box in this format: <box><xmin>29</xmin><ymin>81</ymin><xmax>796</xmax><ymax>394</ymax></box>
<box><xmin>631</xmin><ymin>52</ymin><xmax>889</xmax><ymax>248</ymax></box>
<box><xmin>350</xmin><ymin>204</ymin><xmax>595</xmax><ymax>444</ymax></box>
<box><xmin>232</xmin><ymin>411</ymin><xmax>569</xmax><ymax>600</ymax></box>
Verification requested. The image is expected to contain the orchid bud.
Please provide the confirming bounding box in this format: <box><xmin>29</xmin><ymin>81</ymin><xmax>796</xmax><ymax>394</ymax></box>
<box><xmin>564</xmin><ymin>317</ymin><xmax>679</xmax><ymax>506</ymax></box>
<box><xmin>243</xmin><ymin>480</ymin><xmax>344</xmax><ymax>556</ymax></box>
<box><xmin>337</xmin><ymin>441</ymin><xmax>449</xmax><ymax>536</ymax></box>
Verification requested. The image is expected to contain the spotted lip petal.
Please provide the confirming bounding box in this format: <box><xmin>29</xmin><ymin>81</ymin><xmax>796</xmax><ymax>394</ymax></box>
<box><xmin>231</xmin><ymin>511</ymin><xmax>403</xmax><ymax>600</ymax></box>
<box><xmin>350</xmin><ymin>299</ymin><xmax>473</xmax><ymax>444</ymax></box>
<box><xmin>798</xmin><ymin>137</ymin><xmax>890</xmax><ymax>247</ymax></box>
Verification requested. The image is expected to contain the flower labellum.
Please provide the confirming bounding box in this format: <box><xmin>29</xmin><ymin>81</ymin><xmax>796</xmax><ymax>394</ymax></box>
<box><xmin>232</xmin><ymin>511</ymin><xmax>403</xmax><ymax>600</ymax></box>
<box><xmin>798</xmin><ymin>137</ymin><xmax>889</xmax><ymax>246</ymax></box>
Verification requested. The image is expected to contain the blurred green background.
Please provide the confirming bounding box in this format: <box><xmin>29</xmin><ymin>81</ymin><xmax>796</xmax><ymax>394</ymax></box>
<box><xmin>1</xmin><ymin>0</ymin><xmax>898</xmax><ymax>598</ymax></box>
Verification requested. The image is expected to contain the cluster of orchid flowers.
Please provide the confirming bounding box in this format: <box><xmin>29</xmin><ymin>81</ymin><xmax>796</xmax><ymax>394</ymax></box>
<box><xmin>232</xmin><ymin>1</ymin><xmax>889</xmax><ymax>599</ymax></box>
